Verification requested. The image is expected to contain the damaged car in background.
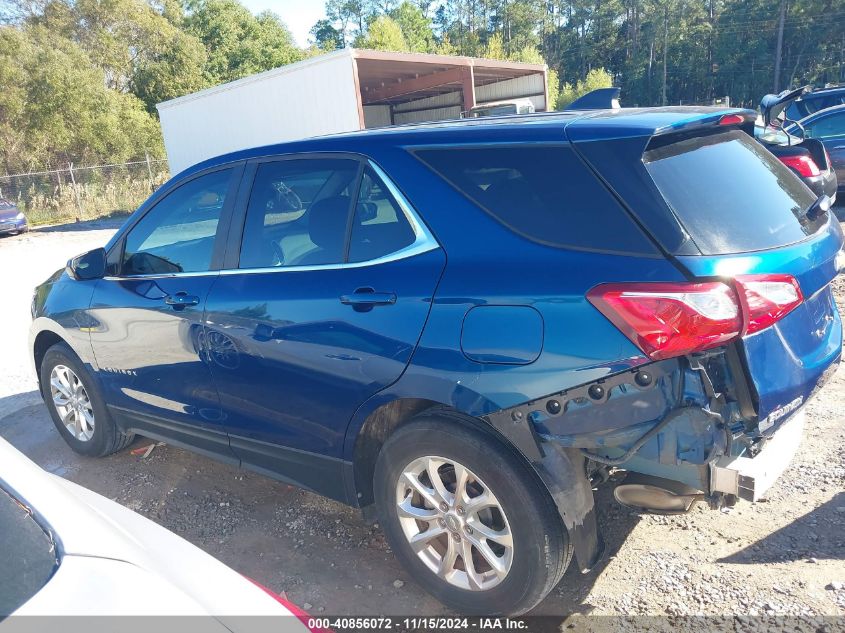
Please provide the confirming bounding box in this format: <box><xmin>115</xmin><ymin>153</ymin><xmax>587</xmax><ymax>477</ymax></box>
<box><xmin>29</xmin><ymin>107</ymin><xmax>844</xmax><ymax>615</ymax></box>
<box><xmin>756</xmin><ymin>86</ymin><xmax>838</xmax><ymax>201</ymax></box>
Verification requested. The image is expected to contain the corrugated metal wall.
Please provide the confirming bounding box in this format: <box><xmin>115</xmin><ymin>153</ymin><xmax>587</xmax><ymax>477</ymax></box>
<box><xmin>363</xmin><ymin>105</ymin><xmax>392</xmax><ymax>128</ymax></box>
<box><xmin>386</xmin><ymin>73</ymin><xmax>546</xmax><ymax>126</ymax></box>
<box><xmin>158</xmin><ymin>51</ymin><xmax>360</xmax><ymax>174</ymax></box>
<box><xmin>393</xmin><ymin>91</ymin><xmax>463</xmax><ymax>112</ymax></box>
<box><xmin>391</xmin><ymin>91</ymin><xmax>462</xmax><ymax>125</ymax></box>
<box><xmin>394</xmin><ymin>106</ymin><xmax>463</xmax><ymax>124</ymax></box>
<box><xmin>476</xmin><ymin>74</ymin><xmax>546</xmax><ymax>110</ymax></box>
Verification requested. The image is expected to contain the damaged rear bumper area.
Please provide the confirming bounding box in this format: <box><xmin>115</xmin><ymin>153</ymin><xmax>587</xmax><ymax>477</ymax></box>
<box><xmin>483</xmin><ymin>344</ymin><xmax>839</xmax><ymax>574</ymax></box>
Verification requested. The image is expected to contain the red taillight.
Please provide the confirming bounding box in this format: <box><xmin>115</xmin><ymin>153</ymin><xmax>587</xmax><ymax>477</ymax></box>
<box><xmin>718</xmin><ymin>113</ymin><xmax>745</xmax><ymax>126</ymax></box>
<box><xmin>779</xmin><ymin>154</ymin><xmax>821</xmax><ymax>177</ymax></box>
<box><xmin>735</xmin><ymin>274</ymin><xmax>803</xmax><ymax>334</ymax></box>
<box><xmin>587</xmin><ymin>282</ymin><xmax>742</xmax><ymax>360</ymax></box>
<box><xmin>588</xmin><ymin>275</ymin><xmax>804</xmax><ymax>360</ymax></box>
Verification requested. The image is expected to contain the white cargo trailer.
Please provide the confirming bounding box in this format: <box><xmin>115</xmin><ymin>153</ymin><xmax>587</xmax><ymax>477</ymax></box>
<box><xmin>157</xmin><ymin>48</ymin><xmax>548</xmax><ymax>175</ymax></box>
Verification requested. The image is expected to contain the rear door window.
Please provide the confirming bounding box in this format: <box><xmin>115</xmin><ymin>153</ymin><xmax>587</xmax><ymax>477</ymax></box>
<box><xmin>643</xmin><ymin>130</ymin><xmax>822</xmax><ymax>255</ymax></box>
<box><xmin>238</xmin><ymin>158</ymin><xmax>360</xmax><ymax>269</ymax></box>
<box><xmin>413</xmin><ymin>145</ymin><xmax>656</xmax><ymax>254</ymax></box>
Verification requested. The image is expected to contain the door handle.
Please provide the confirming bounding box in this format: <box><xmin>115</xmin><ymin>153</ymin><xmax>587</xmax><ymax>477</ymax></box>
<box><xmin>340</xmin><ymin>288</ymin><xmax>397</xmax><ymax>310</ymax></box>
<box><xmin>165</xmin><ymin>292</ymin><xmax>200</xmax><ymax>310</ymax></box>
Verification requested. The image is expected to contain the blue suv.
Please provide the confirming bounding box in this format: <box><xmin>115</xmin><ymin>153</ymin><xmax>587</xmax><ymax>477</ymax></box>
<box><xmin>30</xmin><ymin>108</ymin><xmax>844</xmax><ymax>614</ymax></box>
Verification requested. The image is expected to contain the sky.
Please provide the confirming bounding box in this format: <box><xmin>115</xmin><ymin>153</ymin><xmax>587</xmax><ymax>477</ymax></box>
<box><xmin>239</xmin><ymin>0</ymin><xmax>325</xmax><ymax>47</ymax></box>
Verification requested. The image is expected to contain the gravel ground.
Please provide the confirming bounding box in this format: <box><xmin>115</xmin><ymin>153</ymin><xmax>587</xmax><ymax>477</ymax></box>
<box><xmin>0</xmin><ymin>221</ymin><xmax>844</xmax><ymax>620</ymax></box>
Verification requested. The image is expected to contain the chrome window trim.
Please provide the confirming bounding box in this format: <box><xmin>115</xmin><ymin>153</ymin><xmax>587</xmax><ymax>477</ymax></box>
<box><xmin>104</xmin><ymin>160</ymin><xmax>439</xmax><ymax>280</ymax></box>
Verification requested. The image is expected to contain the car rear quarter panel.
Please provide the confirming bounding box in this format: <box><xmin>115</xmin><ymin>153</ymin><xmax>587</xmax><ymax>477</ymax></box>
<box><xmin>342</xmin><ymin>144</ymin><xmax>687</xmax><ymax>460</ymax></box>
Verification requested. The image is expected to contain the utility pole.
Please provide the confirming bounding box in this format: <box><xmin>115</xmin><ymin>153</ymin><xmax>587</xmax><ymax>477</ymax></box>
<box><xmin>773</xmin><ymin>0</ymin><xmax>786</xmax><ymax>92</ymax></box>
<box><xmin>662</xmin><ymin>4</ymin><xmax>668</xmax><ymax>106</ymax></box>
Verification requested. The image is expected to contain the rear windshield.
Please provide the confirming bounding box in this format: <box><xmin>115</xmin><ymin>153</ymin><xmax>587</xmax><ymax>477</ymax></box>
<box><xmin>413</xmin><ymin>145</ymin><xmax>656</xmax><ymax>254</ymax></box>
<box><xmin>643</xmin><ymin>130</ymin><xmax>822</xmax><ymax>255</ymax></box>
<box><xmin>0</xmin><ymin>487</ymin><xmax>58</xmax><ymax>616</ymax></box>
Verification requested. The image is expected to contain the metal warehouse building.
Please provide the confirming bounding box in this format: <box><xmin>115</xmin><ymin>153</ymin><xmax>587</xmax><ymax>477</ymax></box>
<box><xmin>157</xmin><ymin>48</ymin><xmax>549</xmax><ymax>174</ymax></box>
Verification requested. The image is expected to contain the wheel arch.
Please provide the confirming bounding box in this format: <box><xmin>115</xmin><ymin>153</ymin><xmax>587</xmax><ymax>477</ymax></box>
<box><xmin>349</xmin><ymin>396</ymin><xmax>603</xmax><ymax>573</ymax></box>
<box><xmin>32</xmin><ymin>329</ymin><xmax>67</xmax><ymax>380</ymax></box>
<box><xmin>351</xmin><ymin>398</ymin><xmax>556</xmax><ymax>512</ymax></box>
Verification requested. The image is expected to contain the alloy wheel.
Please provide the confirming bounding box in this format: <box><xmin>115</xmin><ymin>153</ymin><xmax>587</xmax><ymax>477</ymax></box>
<box><xmin>50</xmin><ymin>364</ymin><xmax>95</xmax><ymax>442</ymax></box>
<box><xmin>395</xmin><ymin>456</ymin><xmax>513</xmax><ymax>591</ymax></box>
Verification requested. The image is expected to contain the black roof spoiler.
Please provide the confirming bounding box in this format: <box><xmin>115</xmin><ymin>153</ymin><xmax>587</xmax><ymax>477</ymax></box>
<box><xmin>564</xmin><ymin>87</ymin><xmax>621</xmax><ymax>111</ymax></box>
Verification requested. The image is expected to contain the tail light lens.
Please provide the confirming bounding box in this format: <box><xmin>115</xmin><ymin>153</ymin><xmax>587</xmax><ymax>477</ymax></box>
<box><xmin>778</xmin><ymin>154</ymin><xmax>821</xmax><ymax>178</ymax></box>
<box><xmin>588</xmin><ymin>274</ymin><xmax>803</xmax><ymax>360</ymax></box>
<box><xmin>587</xmin><ymin>282</ymin><xmax>742</xmax><ymax>360</ymax></box>
<box><xmin>735</xmin><ymin>274</ymin><xmax>803</xmax><ymax>334</ymax></box>
<box><xmin>244</xmin><ymin>576</ymin><xmax>332</xmax><ymax>633</ymax></box>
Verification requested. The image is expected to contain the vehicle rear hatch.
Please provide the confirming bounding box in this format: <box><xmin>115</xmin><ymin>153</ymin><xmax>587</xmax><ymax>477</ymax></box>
<box><xmin>567</xmin><ymin>109</ymin><xmax>844</xmax><ymax>435</ymax></box>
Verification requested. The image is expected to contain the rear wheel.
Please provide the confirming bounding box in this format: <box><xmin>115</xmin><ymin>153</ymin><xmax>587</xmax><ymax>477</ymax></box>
<box><xmin>374</xmin><ymin>414</ymin><xmax>571</xmax><ymax>615</ymax></box>
<box><xmin>39</xmin><ymin>342</ymin><xmax>134</xmax><ymax>457</ymax></box>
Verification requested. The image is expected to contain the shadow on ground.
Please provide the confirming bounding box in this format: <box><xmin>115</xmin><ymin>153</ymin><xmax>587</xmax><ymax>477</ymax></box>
<box><xmin>718</xmin><ymin>491</ymin><xmax>845</xmax><ymax>564</ymax></box>
<box><xmin>0</xmin><ymin>390</ymin><xmax>42</xmax><ymax>423</ymax></box>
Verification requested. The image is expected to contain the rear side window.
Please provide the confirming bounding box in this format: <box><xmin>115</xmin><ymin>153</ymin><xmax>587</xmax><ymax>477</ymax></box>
<box><xmin>413</xmin><ymin>145</ymin><xmax>655</xmax><ymax>254</ymax></box>
<box><xmin>348</xmin><ymin>167</ymin><xmax>416</xmax><ymax>263</ymax></box>
<box><xmin>0</xmin><ymin>487</ymin><xmax>58</xmax><ymax>616</ymax></box>
<box><xmin>643</xmin><ymin>130</ymin><xmax>821</xmax><ymax>255</ymax></box>
<box><xmin>805</xmin><ymin>112</ymin><xmax>845</xmax><ymax>138</ymax></box>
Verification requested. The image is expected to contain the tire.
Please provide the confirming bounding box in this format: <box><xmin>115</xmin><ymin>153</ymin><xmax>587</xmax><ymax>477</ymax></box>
<box><xmin>374</xmin><ymin>414</ymin><xmax>572</xmax><ymax>615</ymax></box>
<box><xmin>39</xmin><ymin>342</ymin><xmax>134</xmax><ymax>457</ymax></box>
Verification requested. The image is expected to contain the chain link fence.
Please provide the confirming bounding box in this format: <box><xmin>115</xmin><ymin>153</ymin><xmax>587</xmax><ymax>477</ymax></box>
<box><xmin>0</xmin><ymin>157</ymin><xmax>170</xmax><ymax>226</ymax></box>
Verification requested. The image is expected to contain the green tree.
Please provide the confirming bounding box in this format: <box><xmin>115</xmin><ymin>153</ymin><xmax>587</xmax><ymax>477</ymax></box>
<box><xmin>186</xmin><ymin>0</ymin><xmax>301</xmax><ymax>83</ymax></box>
<box><xmin>355</xmin><ymin>15</ymin><xmax>407</xmax><ymax>51</ymax></box>
<box><xmin>556</xmin><ymin>67</ymin><xmax>613</xmax><ymax>109</ymax></box>
<box><xmin>309</xmin><ymin>18</ymin><xmax>343</xmax><ymax>50</ymax></box>
<box><xmin>389</xmin><ymin>1</ymin><xmax>433</xmax><ymax>52</ymax></box>
<box><xmin>0</xmin><ymin>24</ymin><xmax>162</xmax><ymax>173</ymax></box>
<box><xmin>132</xmin><ymin>28</ymin><xmax>207</xmax><ymax>110</ymax></box>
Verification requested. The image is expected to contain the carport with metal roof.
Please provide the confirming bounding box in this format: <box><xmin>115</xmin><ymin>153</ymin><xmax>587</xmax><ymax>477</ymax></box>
<box><xmin>350</xmin><ymin>49</ymin><xmax>549</xmax><ymax>127</ymax></box>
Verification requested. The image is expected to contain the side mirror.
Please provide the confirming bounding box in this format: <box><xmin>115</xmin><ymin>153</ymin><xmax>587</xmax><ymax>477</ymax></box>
<box><xmin>67</xmin><ymin>248</ymin><xmax>106</xmax><ymax>281</ymax></box>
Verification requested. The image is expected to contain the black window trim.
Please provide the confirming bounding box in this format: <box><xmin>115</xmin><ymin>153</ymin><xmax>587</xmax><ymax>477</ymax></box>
<box><xmin>105</xmin><ymin>161</ymin><xmax>245</xmax><ymax>280</ymax></box>
<box><xmin>221</xmin><ymin>151</ymin><xmax>439</xmax><ymax>274</ymax></box>
<box><xmin>407</xmin><ymin>141</ymin><xmax>662</xmax><ymax>258</ymax></box>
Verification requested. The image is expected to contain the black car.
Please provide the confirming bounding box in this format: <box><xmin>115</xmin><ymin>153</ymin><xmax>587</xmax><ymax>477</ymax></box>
<box><xmin>757</xmin><ymin>87</ymin><xmax>838</xmax><ymax>201</ymax></box>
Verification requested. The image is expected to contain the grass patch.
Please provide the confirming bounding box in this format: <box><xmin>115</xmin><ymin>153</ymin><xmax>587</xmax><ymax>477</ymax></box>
<box><xmin>5</xmin><ymin>170</ymin><xmax>168</xmax><ymax>227</ymax></box>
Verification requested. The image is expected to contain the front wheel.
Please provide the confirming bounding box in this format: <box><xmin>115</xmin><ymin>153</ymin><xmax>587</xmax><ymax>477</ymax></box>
<box><xmin>39</xmin><ymin>342</ymin><xmax>134</xmax><ymax>457</ymax></box>
<box><xmin>374</xmin><ymin>414</ymin><xmax>572</xmax><ymax>615</ymax></box>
